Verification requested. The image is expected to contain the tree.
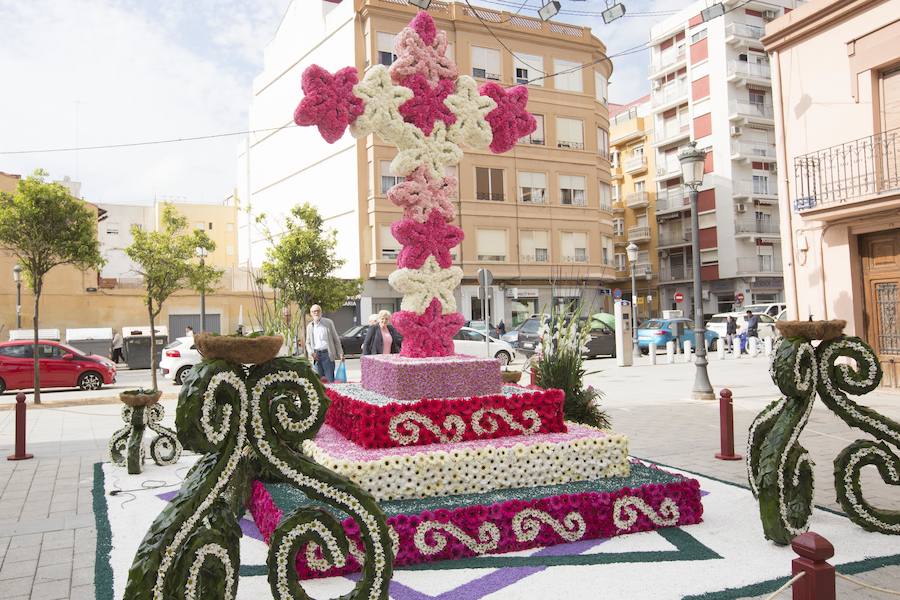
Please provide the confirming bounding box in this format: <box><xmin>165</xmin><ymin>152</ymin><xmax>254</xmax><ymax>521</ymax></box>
<box><xmin>0</xmin><ymin>170</ymin><xmax>104</xmax><ymax>404</ymax></box>
<box><xmin>126</xmin><ymin>203</ymin><xmax>216</xmax><ymax>390</ymax></box>
<box><xmin>258</xmin><ymin>203</ymin><xmax>360</xmax><ymax>354</ymax></box>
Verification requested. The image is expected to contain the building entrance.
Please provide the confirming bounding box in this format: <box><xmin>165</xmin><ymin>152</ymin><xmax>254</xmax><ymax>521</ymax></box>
<box><xmin>860</xmin><ymin>228</ymin><xmax>900</xmax><ymax>388</ymax></box>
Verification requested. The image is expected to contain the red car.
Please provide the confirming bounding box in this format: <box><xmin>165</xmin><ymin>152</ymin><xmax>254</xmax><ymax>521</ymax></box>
<box><xmin>0</xmin><ymin>340</ymin><xmax>117</xmax><ymax>393</ymax></box>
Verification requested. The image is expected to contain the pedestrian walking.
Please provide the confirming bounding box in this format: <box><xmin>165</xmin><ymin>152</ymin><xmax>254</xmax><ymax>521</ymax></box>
<box><xmin>725</xmin><ymin>315</ymin><xmax>737</xmax><ymax>352</ymax></box>
<box><xmin>110</xmin><ymin>330</ymin><xmax>124</xmax><ymax>364</ymax></box>
<box><xmin>305</xmin><ymin>304</ymin><xmax>344</xmax><ymax>382</ymax></box>
<box><xmin>496</xmin><ymin>319</ymin><xmax>506</xmax><ymax>336</ymax></box>
<box><xmin>745</xmin><ymin>309</ymin><xmax>760</xmax><ymax>341</ymax></box>
<box><xmin>185</xmin><ymin>326</ymin><xmax>194</xmax><ymax>338</ymax></box>
<box><xmin>362</xmin><ymin>310</ymin><xmax>402</xmax><ymax>355</ymax></box>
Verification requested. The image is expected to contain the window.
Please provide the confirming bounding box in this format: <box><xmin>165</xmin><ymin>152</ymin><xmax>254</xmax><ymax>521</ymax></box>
<box><xmin>610</xmin><ymin>150</ymin><xmax>619</xmax><ymax>168</ymax></box>
<box><xmin>880</xmin><ymin>65</ymin><xmax>900</xmax><ymax>132</ymax></box>
<box><xmin>594</xmin><ymin>71</ymin><xmax>608</xmax><ymax>104</ymax></box>
<box><xmin>475</xmin><ymin>167</ymin><xmax>505</xmax><ymax>201</ymax></box>
<box><xmin>472</xmin><ymin>46</ymin><xmax>501</xmax><ymax>80</ymax></box>
<box><xmin>380</xmin><ymin>225</ymin><xmax>400</xmax><ymax>260</ymax></box>
<box><xmin>553</xmin><ymin>59</ymin><xmax>582</xmax><ymax>92</ymax></box>
<box><xmin>749</xmin><ymin>89</ymin><xmax>766</xmax><ymax>106</ymax></box>
<box><xmin>752</xmin><ymin>174</ymin><xmax>770</xmax><ymax>194</ymax></box>
<box><xmin>613</xmin><ymin>218</ymin><xmax>624</xmax><ymax>235</ymax></box>
<box><xmin>611</xmin><ymin>184</ymin><xmax>620</xmax><ymax>201</ymax></box>
<box><xmin>691</xmin><ymin>29</ymin><xmax>707</xmax><ymax>44</ymax></box>
<box><xmin>377</xmin><ymin>32</ymin><xmax>397</xmax><ymax>66</ymax></box>
<box><xmin>559</xmin><ymin>175</ymin><xmax>586</xmax><ymax>206</ymax></box>
<box><xmin>518</xmin><ymin>171</ymin><xmax>547</xmax><ymax>203</ymax></box>
<box><xmin>37</xmin><ymin>344</ymin><xmax>63</xmax><ymax>359</ymax></box>
<box><xmin>514</xmin><ymin>54</ymin><xmax>543</xmax><ymax>86</ymax></box>
<box><xmin>106</xmin><ymin>223</ymin><xmax>119</xmax><ymax>235</ymax></box>
<box><xmin>226</xmin><ymin>222</ymin><xmax>235</xmax><ymax>232</ymax></box>
<box><xmin>615</xmin><ymin>253</ymin><xmax>626</xmax><ymax>271</ymax></box>
<box><xmin>634</xmin><ymin>180</ymin><xmax>646</xmax><ymax>193</ymax></box>
<box><xmin>0</xmin><ymin>344</ymin><xmax>29</xmax><ymax>358</ymax></box>
<box><xmin>194</xmin><ymin>222</ymin><xmax>205</xmax><ymax>230</ymax></box>
<box><xmin>601</xmin><ymin>236</ymin><xmax>612</xmax><ymax>264</ymax></box>
<box><xmin>226</xmin><ymin>245</ymin><xmax>234</xmax><ymax>256</ymax></box>
<box><xmin>208</xmin><ymin>222</ymin><xmax>213</xmax><ymax>230</ymax></box>
<box><xmin>521</xmin><ymin>114</ymin><xmax>544</xmax><ymax>145</ymax></box>
<box><xmin>380</xmin><ymin>161</ymin><xmax>402</xmax><ymax>194</ymax></box>
<box><xmin>599</xmin><ymin>182</ymin><xmax>611</xmax><ymax>210</ymax></box>
<box><xmin>597</xmin><ymin>128</ymin><xmax>609</xmax><ymax>159</ymax></box>
<box><xmin>561</xmin><ymin>231</ymin><xmax>588</xmax><ymax>262</ymax></box>
<box><xmin>476</xmin><ymin>229</ymin><xmax>507</xmax><ymax>261</ymax></box>
<box><xmin>556</xmin><ymin>117</ymin><xmax>584</xmax><ymax>149</ymax></box>
<box><xmin>520</xmin><ymin>230</ymin><xmax>549</xmax><ymax>262</ymax></box>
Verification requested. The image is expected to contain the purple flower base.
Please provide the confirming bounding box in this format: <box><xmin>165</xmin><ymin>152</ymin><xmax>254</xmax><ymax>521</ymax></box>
<box><xmin>360</xmin><ymin>354</ymin><xmax>502</xmax><ymax>401</ymax></box>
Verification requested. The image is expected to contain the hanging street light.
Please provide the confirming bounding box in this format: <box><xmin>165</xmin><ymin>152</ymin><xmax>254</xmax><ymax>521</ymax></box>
<box><xmin>601</xmin><ymin>2</ymin><xmax>627</xmax><ymax>23</ymax></box>
<box><xmin>538</xmin><ymin>1</ymin><xmax>561</xmax><ymax>21</ymax></box>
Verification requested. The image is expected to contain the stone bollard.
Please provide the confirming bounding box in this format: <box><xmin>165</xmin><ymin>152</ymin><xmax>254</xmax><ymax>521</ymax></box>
<box><xmin>749</xmin><ymin>337</ymin><xmax>759</xmax><ymax>357</ymax></box>
<box><xmin>715</xmin><ymin>389</ymin><xmax>742</xmax><ymax>460</ymax></box>
<box><xmin>716</xmin><ymin>342</ymin><xmax>725</xmax><ymax>360</ymax></box>
<box><xmin>732</xmin><ymin>341</ymin><xmax>741</xmax><ymax>360</ymax></box>
<box><xmin>7</xmin><ymin>392</ymin><xmax>33</xmax><ymax>461</ymax></box>
<box><xmin>666</xmin><ymin>341</ymin><xmax>675</xmax><ymax>364</ymax></box>
<box><xmin>790</xmin><ymin>532</ymin><xmax>835</xmax><ymax>600</ymax></box>
<box><xmin>683</xmin><ymin>340</ymin><xmax>692</xmax><ymax>361</ymax></box>
<box><xmin>648</xmin><ymin>342</ymin><xmax>657</xmax><ymax>365</ymax></box>
<box><xmin>764</xmin><ymin>337</ymin><xmax>773</xmax><ymax>357</ymax></box>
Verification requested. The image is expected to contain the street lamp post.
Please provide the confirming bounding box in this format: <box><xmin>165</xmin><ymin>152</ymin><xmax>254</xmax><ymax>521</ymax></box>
<box><xmin>625</xmin><ymin>242</ymin><xmax>641</xmax><ymax>359</ymax></box>
<box><xmin>196</xmin><ymin>247</ymin><xmax>208</xmax><ymax>333</ymax></box>
<box><xmin>678</xmin><ymin>141</ymin><xmax>715</xmax><ymax>401</ymax></box>
<box><xmin>13</xmin><ymin>265</ymin><xmax>22</xmax><ymax>329</ymax></box>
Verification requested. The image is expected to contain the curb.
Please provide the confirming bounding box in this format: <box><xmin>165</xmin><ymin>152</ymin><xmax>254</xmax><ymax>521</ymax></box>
<box><xmin>0</xmin><ymin>392</ymin><xmax>179</xmax><ymax>411</ymax></box>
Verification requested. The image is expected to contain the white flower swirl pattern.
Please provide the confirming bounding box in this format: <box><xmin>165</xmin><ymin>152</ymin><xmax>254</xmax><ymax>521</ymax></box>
<box><xmin>511</xmin><ymin>508</ymin><xmax>586</xmax><ymax>543</ymax></box>
<box><xmin>612</xmin><ymin>496</ymin><xmax>680</xmax><ymax>531</ymax></box>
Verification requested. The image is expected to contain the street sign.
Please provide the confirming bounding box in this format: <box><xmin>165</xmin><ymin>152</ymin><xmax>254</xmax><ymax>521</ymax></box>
<box><xmin>736</xmin><ymin>292</ymin><xmax>745</xmax><ymax>303</ymax></box>
<box><xmin>598</xmin><ymin>287</ymin><xmax>612</xmax><ymax>296</ymax></box>
<box><xmin>674</xmin><ymin>292</ymin><xmax>684</xmax><ymax>303</ymax></box>
<box><xmin>477</xmin><ymin>268</ymin><xmax>493</xmax><ymax>287</ymax></box>
<box><xmin>613</xmin><ymin>288</ymin><xmax>623</xmax><ymax>299</ymax></box>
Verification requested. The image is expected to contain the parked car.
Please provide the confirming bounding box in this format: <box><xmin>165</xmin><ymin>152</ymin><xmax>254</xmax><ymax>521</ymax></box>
<box><xmin>706</xmin><ymin>312</ymin><xmax>777</xmax><ymax>342</ymax></box>
<box><xmin>637</xmin><ymin>318</ymin><xmax>720</xmax><ymax>352</ymax></box>
<box><xmin>741</xmin><ymin>303</ymin><xmax>787</xmax><ymax>318</ymax></box>
<box><xmin>514</xmin><ymin>316</ymin><xmax>616</xmax><ymax>359</ymax></box>
<box><xmin>0</xmin><ymin>340</ymin><xmax>117</xmax><ymax>393</ymax></box>
<box><xmin>465</xmin><ymin>320</ymin><xmax>493</xmax><ymax>336</ymax></box>
<box><xmin>340</xmin><ymin>325</ymin><xmax>371</xmax><ymax>357</ymax></box>
<box><xmin>160</xmin><ymin>336</ymin><xmax>202</xmax><ymax>385</ymax></box>
<box><xmin>452</xmin><ymin>327</ymin><xmax>515</xmax><ymax>365</ymax></box>
<box><xmin>512</xmin><ymin>317</ymin><xmax>543</xmax><ymax>356</ymax></box>
<box><xmin>775</xmin><ymin>308</ymin><xmax>787</xmax><ymax>321</ymax></box>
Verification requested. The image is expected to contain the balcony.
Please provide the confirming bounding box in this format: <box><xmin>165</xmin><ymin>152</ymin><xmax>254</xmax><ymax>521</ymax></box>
<box><xmin>736</xmin><ymin>256</ymin><xmax>783</xmax><ymax>275</ymax></box>
<box><xmin>650</xmin><ymin>47</ymin><xmax>686</xmax><ymax>77</ymax></box>
<box><xmin>729</xmin><ymin>101</ymin><xmax>775</xmax><ymax>125</ymax></box>
<box><xmin>733</xmin><ymin>181</ymin><xmax>778</xmax><ymax>203</ymax></box>
<box><xmin>627</xmin><ymin>225</ymin><xmax>651</xmax><ymax>242</ymax></box>
<box><xmin>731</xmin><ymin>141</ymin><xmax>777</xmax><ymax>162</ymax></box>
<box><xmin>659</xmin><ymin>265</ymin><xmax>690</xmax><ymax>283</ymax></box>
<box><xmin>656</xmin><ymin>188</ymin><xmax>690</xmax><ymax>214</ymax></box>
<box><xmin>634</xmin><ymin>263</ymin><xmax>653</xmax><ymax>278</ymax></box>
<box><xmin>557</xmin><ymin>141</ymin><xmax>585</xmax><ymax>150</ymax></box>
<box><xmin>654</xmin><ymin>122</ymin><xmax>691</xmax><ymax>148</ymax></box>
<box><xmin>624</xmin><ymin>155</ymin><xmax>648</xmax><ymax>174</ymax></box>
<box><xmin>610</xmin><ymin>121</ymin><xmax>645</xmax><ymax>145</ymax></box>
<box><xmin>725</xmin><ymin>22</ymin><xmax>764</xmax><ymax>46</ymax></box>
<box><xmin>734</xmin><ymin>217</ymin><xmax>780</xmax><ymax>238</ymax></box>
<box><xmin>727</xmin><ymin>61</ymin><xmax>771</xmax><ymax>86</ymax></box>
<box><xmin>626</xmin><ymin>191</ymin><xmax>649</xmax><ymax>208</ymax></box>
<box><xmin>651</xmin><ymin>81</ymin><xmax>688</xmax><ymax>109</ymax></box>
<box><xmin>657</xmin><ymin>228</ymin><xmax>692</xmax><ymax>248</ymax></box>
<box><xmin>612</xmin><ymin>200</ymin><xmax>625</xmax><ymax>213</ymax></box>
<box><xmin>793</xmin><ymin>126</ymin><xmax>900</xmax><ymax>213</ymax></box>
<box><xmin>599</xmin><ymin>201</ymin><xmax>613</xmax><ymax>213</ymax></box>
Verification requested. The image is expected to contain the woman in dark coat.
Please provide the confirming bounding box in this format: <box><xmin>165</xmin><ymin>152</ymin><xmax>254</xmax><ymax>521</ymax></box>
<box><xmin>362</xmin><ymin>310</ymin><xmax>402</xmax><ymax>355</ymax></box>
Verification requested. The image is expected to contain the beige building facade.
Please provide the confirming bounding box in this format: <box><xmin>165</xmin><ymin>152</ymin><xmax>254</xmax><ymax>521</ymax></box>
<box><xmin>609</xmin><ymin>96</ymin><xmax>660</xmax><ymax>320</ymax></box>
<box><xmin>763</xmin><ymin>0</ymin><xmax>900</xmax><ymax>387</ymax></box>
<box><xmin>241</xmin><ymin>0</ymin><xmax>615</xmax><ymax>327</ymax></box>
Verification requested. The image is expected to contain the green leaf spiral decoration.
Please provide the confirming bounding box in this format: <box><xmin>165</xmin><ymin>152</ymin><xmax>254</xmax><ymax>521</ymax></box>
<box><xmin>109</xmin><ymin>403</ymin><xmax>182</xmax><ymax>474</ymax></box>
<box><xmin>123</xmin><ymin>356</ymin><xmax>394</xmax><ymax>600</ymax></box>
<box><xmin>748</xmin><ymin>330</ymin><xmax>900</xmax><ymax>544</ymax></box>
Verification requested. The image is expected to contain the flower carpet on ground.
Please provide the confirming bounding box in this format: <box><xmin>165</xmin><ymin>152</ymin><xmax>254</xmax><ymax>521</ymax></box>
<box><xmin>324</xmin><ymin>383</ymin><xmax>566</xmax><ymax>449</ymax></box>
<box><xmin>96</xmin><ymin>458</ymin><xmax>900</xmax><ymax>600</ymax></box>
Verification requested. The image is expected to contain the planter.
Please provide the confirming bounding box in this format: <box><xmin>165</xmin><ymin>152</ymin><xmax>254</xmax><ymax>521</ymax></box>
<box><xmin>194</xmin><ymin>333</ymin><xmax>284</xmax><ymax>364</ymax></box>
<box><xmin>775</xmin><ymin>320</ymin><xmax>846</xmax><ymax>341</ymax></box>
<box><xmin>500</xmin><ymin>370</ymin><xmax>523</xmax><ymax>384</ymax></box>
<box><xmin>119</xmin><ymin>389</ymin><xmax>162</xmax><ymax>407</ymax></box>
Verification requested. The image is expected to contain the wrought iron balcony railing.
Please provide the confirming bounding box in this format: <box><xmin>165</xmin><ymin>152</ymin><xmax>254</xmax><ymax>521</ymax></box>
<box><xmin>793</xmin><ymin>126</ymin><xmax>900</xmax><ymax>211</ymax></box>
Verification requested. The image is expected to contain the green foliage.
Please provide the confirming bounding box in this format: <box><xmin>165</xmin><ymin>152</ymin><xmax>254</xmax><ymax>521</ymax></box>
<box><xmin>257</xmin><ymin>203</ymin><xmax>361</xmax><ymax>317</ymax></box>
<box><xmin>126</xmin><ymin>203</ymin><xmax>220</xmax><ymax>389</ymax></box>
<box><xmin>529</xmin><ymin>303</ymin><xmax>610</xmax><ymax>430</ymax></box>
<box><xmin>0</xmin><ymin>170</ymin><xmax>104</xmax><ymax>403</ymax></box>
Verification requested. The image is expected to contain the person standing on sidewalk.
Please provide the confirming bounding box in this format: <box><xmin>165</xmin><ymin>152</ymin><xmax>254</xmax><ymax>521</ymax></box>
<box><xmin>110</xmin><ymin>330</ymin><xmax>124</xmax><ymax>364</ymax></box>
<box><xmin>305</xmin><ymin>304</ymin><xmax>344</xmax><ymax>382</ymax></box>
<box><xmin>362</xmin><ymin>310</ymin><xmax>401</xmax><ymax>356</ymax></box>
<box><xmin>745</xmin><ymin>310</ymin><xmax>760</xmax><ymax>342</ymax></box>
<box><xmin>725</xmin><ymin>315</ymin><xmax>737</xmax><ymax>352</ymax></box>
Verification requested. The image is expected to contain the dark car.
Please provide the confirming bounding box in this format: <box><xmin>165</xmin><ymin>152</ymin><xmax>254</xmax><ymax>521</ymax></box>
<box><xmin>340</xmin><ymin>325</ymin><xmax>370</xmax><ymax>357</ymax></box>
<box><xmin>513</xmin><ymin>317</ymin><xmax>543</xmax><ymax>356</ymax></box>
<box><xmin>515</xmin><ymin>316</ymin><xmax>616</xmax><ymax>359</ymax></box>
<box><xmin>0</xmin><ymin>340</ymin><xmax>117</xmax><ymax>393</ymax></box>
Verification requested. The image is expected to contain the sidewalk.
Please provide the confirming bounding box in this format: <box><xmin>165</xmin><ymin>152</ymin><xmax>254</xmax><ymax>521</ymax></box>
<box><xmin>0</xmin><ymin>355</ymin><xmax>897</xmax><ymax>599</ymax></box>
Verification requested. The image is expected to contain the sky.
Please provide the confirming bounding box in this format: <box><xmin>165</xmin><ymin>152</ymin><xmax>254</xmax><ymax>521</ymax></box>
<box><xmin>0</xmin><ymin>0</ymin><xmax>694</xmax><ymax>206</ymax></box>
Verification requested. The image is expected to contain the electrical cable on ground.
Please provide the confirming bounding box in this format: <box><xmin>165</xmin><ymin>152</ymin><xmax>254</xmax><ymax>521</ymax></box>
<box><xmin>762</xmin><ymin>572</ymin><xmax>805</xmax><ymax>600</ymax></box>
<box><xmin>836</xmin><ymin>572</ymin><xmax>900</xmax><ymax>597</ymax></box>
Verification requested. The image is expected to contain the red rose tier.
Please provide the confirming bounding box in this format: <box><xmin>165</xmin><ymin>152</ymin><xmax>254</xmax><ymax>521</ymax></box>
<box><xmin>324</xmin><ymin>383</ymin><xmax>566</xmax><ymax>449</ymax></box>
<box><xmin>360</xmin><ymin>353</ymin><xmax>502</xmax><ymax>400</ymax></box>
<box><xmin>247</xmin><ymin>460</ymin><xmax>704</xmax><ymax>579</ymax></box>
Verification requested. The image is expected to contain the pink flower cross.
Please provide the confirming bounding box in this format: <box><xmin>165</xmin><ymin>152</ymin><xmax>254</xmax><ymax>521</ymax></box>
<box><xmin>391</xmin><ymin>211</ymin><xmax>463</xmax><ymax>269</ymax></box>
<box><xmin>387</xmin><ymin>166</ymin><xmax>457</xmax><ymax>223</ymax></box>
<box><xmin>393</xmin><ymin>298</ymin><xmax>465</xmax><ymax>358</ymax></box>
<box><xmin>479</xmin><ymin>82</ymin><xmax>537</xmax><ymax>154</ymax></box>
<box><xmin>399</xmin><ymin>75</ymin><xmax>457</xmax><ymax>136</ymax></box>
<box><xmin>293</xmin><ymin>65</ymin><xmax>364</xmax><ymax>144</ymax></box>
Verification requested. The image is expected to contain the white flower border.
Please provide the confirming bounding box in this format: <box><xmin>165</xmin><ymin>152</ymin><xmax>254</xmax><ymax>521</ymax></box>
<box><xmin>613</xmin><ymin>496</ymin><xmax>680</xmax><ymax>531</ymax></box>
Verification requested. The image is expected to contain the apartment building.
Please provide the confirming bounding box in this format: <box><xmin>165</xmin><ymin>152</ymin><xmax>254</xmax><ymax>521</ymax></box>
<box><xmin>647</xmin><ymin>0</ymin><xmax>802</xmax><ymax>317</ymax></box>
<box><xmin>608</xmin><ymin>96</ymin><xmax>659</xmax><ymax>320</ymax></box>
<box><xmin>763</xmin><ymin>0</ymin><xmax>900</xmax><ymax>387</ymax></box>
<box><xmin>238</xmin><ymin>0</ymin><xmax>615</xmax><ymax>327</ymax></box>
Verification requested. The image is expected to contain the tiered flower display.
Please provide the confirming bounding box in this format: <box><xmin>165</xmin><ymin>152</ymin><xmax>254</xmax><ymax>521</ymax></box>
<box><xmin>293</xmin><ymin>10</ymin><xmax>535</xmax><ymax>358</ymax></box>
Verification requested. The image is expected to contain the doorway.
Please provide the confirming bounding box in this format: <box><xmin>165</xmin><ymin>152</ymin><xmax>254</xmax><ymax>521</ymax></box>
<box><xmin>860</xmin><ymin>229</ymin><xmax>900</xmax><ymax>388</ymax></box>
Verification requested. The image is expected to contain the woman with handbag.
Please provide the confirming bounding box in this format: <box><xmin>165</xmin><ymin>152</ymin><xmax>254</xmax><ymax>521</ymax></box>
<box><xmin>362</xmin><ymin>310</ymin><xmax>402</xmax><ymax>355</ymax></box>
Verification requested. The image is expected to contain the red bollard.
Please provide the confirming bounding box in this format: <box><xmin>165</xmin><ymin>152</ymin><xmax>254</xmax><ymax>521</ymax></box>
<box><xmin>7</xmin><ymin>392</ymin><xmax>34</xmax><ymax>461</ymax></box>
<box><xmin>791</xmin><ymin>532</ymin><xmax>835</xmax><ymax>600</ymax></box>
<box><xmin>715</xmin><ymin>388</ymin><xmax>742</xmax><ymax>460</ymax></box>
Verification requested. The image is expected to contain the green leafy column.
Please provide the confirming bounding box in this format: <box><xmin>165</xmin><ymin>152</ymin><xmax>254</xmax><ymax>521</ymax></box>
<box><xmin>123</xmin><ymin>356</ymin><xmax>394</xmax><ymax>600</ymax></box>
<box><xmin>748</xmin><ymin>324</ymin><xmax>900</xmax><ymax>544</ymax></box>
<box><xmin>109</xmin><ymin>404</ymin><xmax>181</xmax><ymax>475</ymax></box>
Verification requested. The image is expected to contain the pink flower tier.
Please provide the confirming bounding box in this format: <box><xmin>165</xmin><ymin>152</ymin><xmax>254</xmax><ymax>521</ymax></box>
<box><xmin>247</xmin><ymin>460</ymin><xmax>704</xmax><ymax>579</ymax></box>
<box><xmin>360</xmin><ymin>353</ymin><xmax>502</xmax><ymax>400</ymax></box>
<box><xmin>325</xmin><ymin>383</ymin><xmax>566</xmax><ymax>449</ymax></box>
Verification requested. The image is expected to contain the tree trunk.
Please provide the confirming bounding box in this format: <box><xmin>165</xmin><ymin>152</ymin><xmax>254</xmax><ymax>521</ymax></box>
<box><xmin>300</xmin><ymin>311</ymin><xmax>308</xmax><ymax>359</ymax></box>
<box><xmin>149</xmin><ymin>305</ymin><xmax>158</xmax><ymax>391</ymax></box>
<box><xmin>32</xmin><ymin>282</ymin><xmax>41</xmax><ymax>404</ymax></box>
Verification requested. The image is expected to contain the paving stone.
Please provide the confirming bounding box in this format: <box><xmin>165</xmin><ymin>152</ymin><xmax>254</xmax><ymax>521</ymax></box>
<box><xmin>34</xmin><ymin>561</ymin><xmax>72</xmax><ymax>583</ymax></box>
<box><xmin>30</xmin><ymin>579</ymin><xmax>70</xmax><ymax>600</ymax></box>
<box><xmin>0</xmin><ymin>576</ymin><xmax>36</xmax><ymax>596</ymax></box>
<box><xmin>0</xmin><ymin>558</ymin><xmax>37</xmax><ymax>580</ymax></box>
<box><xmin>3</xmin><ymin>543</ymin><xmax>41</xmax><ymax>563</ymax></box>
<box><xmin>41</xmin><ymin>530</ymin><xmax>74</xmax><ymax>550</ymax></box>
<box><xmin>8</xmin><ymin>533</ymin><xmax>42</xmax><ymax>548</ymax></box>
<box><xmin>37</xmin><ymin>547</ymin><xmax>72</xmax><ymax>567</ymax></box>
<box><xmin>70</xmin><ymin>583</ymin><xmax>95</xmax><ymax>598</ymax></box>
<box><xmin>71</xmin><ymin>565</ymin><xmax>93</xmax><ymax>587</ymax></box>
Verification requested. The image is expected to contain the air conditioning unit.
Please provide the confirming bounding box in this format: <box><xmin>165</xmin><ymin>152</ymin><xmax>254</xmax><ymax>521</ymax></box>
<box><xmin>730</xmin><ymin>125</ymin><xmax>743</xmax><ymax>137</ymax></box>
<box><xmin>736</xmin><ymin>202</ymin><xmax>747</xmax><ymax>213</ymax></box>
<box><xmin>763</xmin><ymin>9</ymin><xmax>777</xmax><ymax>20</ymax></box>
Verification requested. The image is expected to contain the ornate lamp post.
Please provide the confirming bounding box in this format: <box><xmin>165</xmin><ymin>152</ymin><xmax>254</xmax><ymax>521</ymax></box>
<box><xmin>625</xmin><ymin>242</ymin><xmax>641</xmax><ymax>359</ymax></box>
<box><xmin>13</xmin><ymin>264</ymin><xmax>22</xmax><ymax>329</ymax></box>
<box><xmin>678</xmin><ymin>141</ymin><xmax>715</xmax><ymax>400</ymax></box>
<box><xmin>196</xmin><ymin>247</ymin><xmax>208</xmax><ymax>333</ymax></box>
